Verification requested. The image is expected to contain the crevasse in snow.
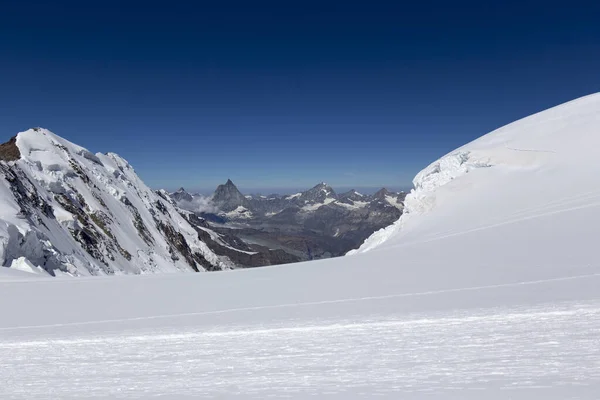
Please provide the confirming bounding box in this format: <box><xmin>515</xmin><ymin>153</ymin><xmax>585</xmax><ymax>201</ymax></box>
<box><xmin>348</xmin><ymin>150</ymin><xmax>491</xmax><ymax>253</ymax></box>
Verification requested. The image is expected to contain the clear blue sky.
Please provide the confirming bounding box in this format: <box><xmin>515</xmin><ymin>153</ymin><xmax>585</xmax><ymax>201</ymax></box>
<box><xmin>1</xmin><ymin>0</ymin><xmax>599</xmax><ymax>192</ymax></box>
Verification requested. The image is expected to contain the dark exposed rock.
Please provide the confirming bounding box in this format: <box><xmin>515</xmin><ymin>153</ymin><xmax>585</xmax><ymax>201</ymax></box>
<box><xmin>54</xmin><ymin>193</ymin><xmax>124</xmax><ymax>270</ymax></box>
<box><xmin>171</xmin><ymin>187</ymin><xmax>193</xmax><ymax>203</ymax></box>
<box><xmin>297</xmin><ymin>182</ymin><xmax>336</xmax><ymax>204</ymax></box>
<box><xmin>157</xmin><ymin>220</ymin><xmax>221</xmax><ymax>271</ymax></box>
<box><xmin>93</xmin><ymin>191</ymin><xmax>108</xmax><ymax>209</ymax></box>
<box><xmin>2</xmin><ymin>163</ymin><xmax>54</xmax><ymax>221</ymax></box>
<box><xmin>71</xmin><ymin>226</ymin><xmax>110</xmax><ymax>269</ymax></box>
<box><xmin>55</xmin><ymin>193</ymin><xmax>86</xmax><ymax>223</ymax></box>
<box><xmin>89</xmin><ymin>211</ymin><xmax>132</xmax><ymax>261</ymax></box>
<box><xmin>372</xmin><ymin>187</ymin><xmax>390</xmax><ymax>200</ymax></box>
<box><xmin>212</xmin><ymin>179</ymin><xmax>250</xmax><ymax>212</ymax></box>
<box><xmin>154</xmin><ymin>200</ymin><xmax>170</xmax><ymax>216</ymax></box>
<box><xmin>68</xmin><ymin>160</ymin><xmax>91</xmax><ymax>184</ymax></box>
<box><xmin>120</xmin><ymin>196</ymin><xmax>154</xmax><ymax>245</ymax></box>
<box><xmin>53</xmin><ymin>142</ymin><xmax>69</xmax><ymax>153</ymax></box>
<box><xmin>0</xmin><ymin>136</ymin><xmax>21</xmax><ymax>161</ymax></box>
<box><xmin>338</xmin><ymin>189</ymin><xmax>366</xmax><ymax>204</ymax></box>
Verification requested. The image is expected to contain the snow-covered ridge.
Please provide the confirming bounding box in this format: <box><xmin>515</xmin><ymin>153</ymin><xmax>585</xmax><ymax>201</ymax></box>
<box><xmin>349</xmin><ymin>148</ymin><xmax>495</xmax><ymax>253</ymax></box>
<box><xmin>348</xmin><ymin>151</ymin><xmax>490</xmax><ymax>253</ymax></box>
<box><xmin>0</xmin><ymin>128</ymin><xmax>233</xmax><ymax>276</ymax></box>
<box><xmin>350</xmin><ymin>93</ymin><xmax>600</xmax><ymax>254</ymax></box>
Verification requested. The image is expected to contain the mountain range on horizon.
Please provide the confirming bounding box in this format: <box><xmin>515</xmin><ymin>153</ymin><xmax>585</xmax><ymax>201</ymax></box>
<box><xmin>172</xmin><ymin>180</ymin><xmax>405</xmax><ymax>216</ymax></box>
<box><xmin>169</xmin><ymin>182</ymin><xmax>411</xmax><ymax>199</ymax></box>
<box><xmin>0</xmin><ymin>128</ymin><xmax>406</xmax><ymax>275</ymax></box>
<box><xmin>169</xmin><ymin>179</ymin><xmax>406</xmax><ymax>264</ymax></box>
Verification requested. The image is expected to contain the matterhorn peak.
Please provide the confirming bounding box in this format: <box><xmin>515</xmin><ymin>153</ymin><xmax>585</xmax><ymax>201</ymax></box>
<box><xmin>212</xmin><ymin>179</ymin><xmax>249</xmax><ymax>212</ymax></box>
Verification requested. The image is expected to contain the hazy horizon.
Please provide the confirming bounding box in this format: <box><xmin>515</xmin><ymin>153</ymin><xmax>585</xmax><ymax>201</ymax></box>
<box><xmin>164</xmin><ymin>184</ymin><xmax>412</xmax><ymax>197</ymax></box>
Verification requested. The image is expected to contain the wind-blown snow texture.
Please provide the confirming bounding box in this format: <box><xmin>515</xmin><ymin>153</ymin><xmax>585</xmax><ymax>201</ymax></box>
<box><xmin>0</xmin><ymin>128</ymin><xmax>232</xmax><ymax>275</ymax></box>
<box><xmin>2</xmin><ymin>94</ymin><xmax>600</xmax><ymax>399</ymax></box>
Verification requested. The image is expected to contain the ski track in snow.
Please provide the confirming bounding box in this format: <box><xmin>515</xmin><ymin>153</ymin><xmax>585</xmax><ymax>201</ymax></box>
<box><xmin>504</xmin><ymin>145</ymin><xmax>557</xmax><ymax>153</ymax></box>
<box><xmin>1</xmin><ymin>272</ymin><xmax>599</xmax><ymax>332</ymax></box>
<box><xmin>416</xmin><ymin>188</ymin><xmax>600</xmax><ymax>241</ymax></box>
<box><xmin>2</xmin><ymin>300</ymin><xmax>599</xmax><ymax>399</ymax></box>
<box><xmin>383</xmin><ymin>190</ymin><xmax>600</xmax><ymax>252</ymax></box>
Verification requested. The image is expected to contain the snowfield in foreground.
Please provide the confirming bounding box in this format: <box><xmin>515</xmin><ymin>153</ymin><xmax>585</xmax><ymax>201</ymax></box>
<box><xmin>2</xmin><ymin>269</ymin><xmax>599</xmax><ymax>399</ymax></box>
<box><xmin>3</xmin><ymin>93</ymin><xmax>600</xmax><ymax>398</ymax></box>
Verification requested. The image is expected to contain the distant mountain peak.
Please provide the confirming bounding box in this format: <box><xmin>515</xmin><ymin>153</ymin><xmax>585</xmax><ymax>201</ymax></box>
<box><xmin>299</xmin><ymin>182</ymin><xmax>337</xmax><ymax>204</ymax></box>
<box><xmin>373</xmin><ymin>188</ymin><xmax>390</xmax><ymax>199</ymax></box>
<box><xmin>171</xmin><ymin>187</ymin><xmax>193</xmax><ymax>202</ymax></box>
<box><xmin>212</xmin><ymin>179</ymin><xmax>249</xmax><ymax>212</ymax></box>
<box><xmin>216</xmin><ymin>179</ymin><xmax>240</xmax><ymax>192</ymax></box>
<box><xmin>339</xmin><ymin>189</ymin><xmax>365</xmax><ymax>203</ymax></box>
<box><xmin>309</xmin><ymin>182</ymin><xmax>333</xmax><ymax>191</ymax></box>
<box><xmin>313</xmin><ymin>182</ymin><xmax>330</xmax><ymax>190</ymax></box>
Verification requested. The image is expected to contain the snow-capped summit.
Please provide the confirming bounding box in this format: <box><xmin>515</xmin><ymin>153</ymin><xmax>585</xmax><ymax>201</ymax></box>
<box><xmin>372</xmin><ymin>187</ymin><xmax>390</xmax><ymax>200</ymax></box>
<box><xmin>171</xmin><ymin>187</ymin><xmax>193</xmax><ymax>203</ymax></box>
<box><xmin>338</xmin><ymin>189</ymin><xmax>364</xmax><ymax>203</ymax></box>
<box><xmin>298</xmin><ymin>182</ymin><xmax>337</xmax><ymax>204</ymax></box>
<box><xmin>0</xmin><ymin>128</ymin><xmax>233</xmax><ymax>276</ymax></box>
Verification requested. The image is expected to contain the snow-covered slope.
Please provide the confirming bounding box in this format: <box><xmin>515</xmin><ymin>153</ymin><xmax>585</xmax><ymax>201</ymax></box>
<box><xmin>0</xmin><ymin>128</ymin><xmax>232</xmax><ymax>275</ymax></box>
<box><xmin>352</xmin><ymin>92</ymin><xmax>600</xmax><ymax>257</ymax></box>
<box><xmin>2</xmin><ymin>95</ymin><xmax>600</xmax><ymax>399</ymax></box>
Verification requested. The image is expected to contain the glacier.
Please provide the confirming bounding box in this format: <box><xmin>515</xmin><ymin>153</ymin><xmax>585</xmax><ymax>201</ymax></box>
<box><xmin>2</xmin><ymin>94</ymin><xmax>600</xmax><ymax>398</ymax></box>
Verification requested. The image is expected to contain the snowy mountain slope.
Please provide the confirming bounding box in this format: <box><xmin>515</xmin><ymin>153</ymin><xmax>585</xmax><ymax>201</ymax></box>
<box><xmin>2</xmin><ymin>95</ymin><xmax>600</xmax><ymax>398</ymax></box>
<box><xmin>0</xmin><ymin>128</ymin><xmax>233</xmax><ymax>276</ymax></box>
<box><xmin>352</xmin><ymin>92</ymin><xmax>600</xmax><ymax>256</ymax></box>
